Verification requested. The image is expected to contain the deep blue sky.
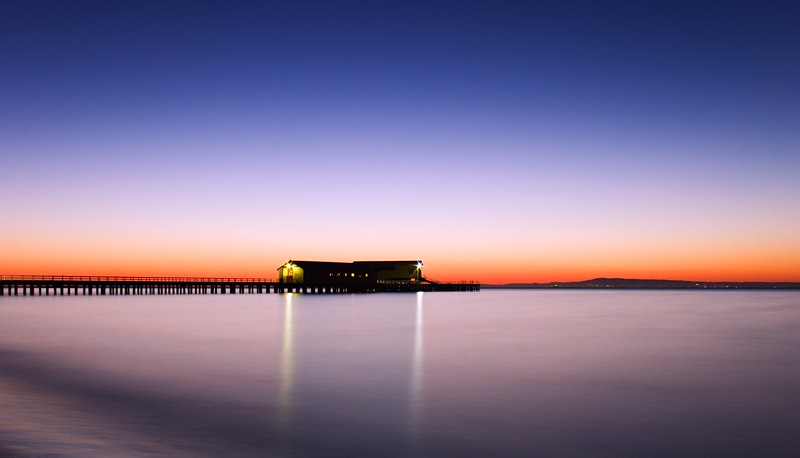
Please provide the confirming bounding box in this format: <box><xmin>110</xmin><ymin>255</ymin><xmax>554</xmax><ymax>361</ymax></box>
<box><xmin>2</xmin><ymin>1</ymin><xmax>799</xmax><ymax>281</ymax></box>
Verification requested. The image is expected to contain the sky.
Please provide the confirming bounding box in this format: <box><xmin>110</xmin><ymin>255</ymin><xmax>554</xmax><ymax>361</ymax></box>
<box><xmin>1</xmin><ymin>0</ymin><xmax>798</xmax><ymax>283</ymax></box>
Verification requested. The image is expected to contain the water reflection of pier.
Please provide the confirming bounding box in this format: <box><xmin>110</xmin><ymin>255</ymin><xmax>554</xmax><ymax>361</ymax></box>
<box><xmin>409</xmin><ymin>292</ymin><xmax>425</xmax><ymax>441</ymax></box>
<box><xmin>277</xmin><ymin>293</ymin><xmax>294</xmax><ymax>432</ymax></box>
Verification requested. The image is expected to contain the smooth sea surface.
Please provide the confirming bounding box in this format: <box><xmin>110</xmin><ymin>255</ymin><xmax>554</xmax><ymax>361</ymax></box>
<box><xmin>0</xmin><ymin>290</ymin><xmax>797</xmax><ymax>457</ymax></box>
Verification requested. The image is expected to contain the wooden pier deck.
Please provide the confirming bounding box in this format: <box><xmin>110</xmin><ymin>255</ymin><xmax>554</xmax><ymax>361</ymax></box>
<box><xmin>0</xmin><ymin>276</ymin><xmax>480</xmax><ymax>296</ymax></box>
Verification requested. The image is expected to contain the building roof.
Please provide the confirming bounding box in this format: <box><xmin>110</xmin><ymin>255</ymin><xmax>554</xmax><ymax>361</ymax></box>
<box><xmin>278</xmin><ymin>260</ymin><xmax>421</xmax><ymax>270</ymax></box>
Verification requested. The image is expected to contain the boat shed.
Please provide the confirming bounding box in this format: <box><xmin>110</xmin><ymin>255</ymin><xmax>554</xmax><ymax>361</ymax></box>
<box><xmin>277</xmin><ymin>260</ymin><xmax>423</xmax><ymax>287</ymax></box>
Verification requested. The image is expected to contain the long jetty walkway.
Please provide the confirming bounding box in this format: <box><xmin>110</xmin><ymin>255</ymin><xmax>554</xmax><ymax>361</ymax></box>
<box><xmin>0</xmin><ymin>276</ymin><xmax>479</xmax><ymax>296</ymax></box>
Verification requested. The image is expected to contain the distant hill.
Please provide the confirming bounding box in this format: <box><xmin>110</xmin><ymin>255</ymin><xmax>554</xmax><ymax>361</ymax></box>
<box><xmin>484</xmin><ymin>278</ymin><xmax>800</xmax><ymax>289</ymax></box>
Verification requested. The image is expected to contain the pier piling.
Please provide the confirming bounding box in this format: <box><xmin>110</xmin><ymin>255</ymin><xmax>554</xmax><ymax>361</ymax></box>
<box><xmin>0</xmin><ymin>275</ymin><xmax>479</xmax><ymax>296</ymax></box>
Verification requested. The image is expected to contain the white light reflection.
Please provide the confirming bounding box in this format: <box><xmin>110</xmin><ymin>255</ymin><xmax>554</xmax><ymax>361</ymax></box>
<box><xmin>277</xmin><ymin>293</ymin><xmax>294</xmax><ymax>432</ymax></box>
<box><xmin>409</xmin><ymin>291</ymin><xmax>424</xmax><ymax>441</ymax></box>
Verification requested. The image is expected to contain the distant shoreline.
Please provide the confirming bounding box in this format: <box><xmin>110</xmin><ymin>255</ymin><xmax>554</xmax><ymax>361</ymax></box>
<box><xmin>483</xmin><ymin>278</ymin><xmax>800</xmax><ymax>289</ymax></box>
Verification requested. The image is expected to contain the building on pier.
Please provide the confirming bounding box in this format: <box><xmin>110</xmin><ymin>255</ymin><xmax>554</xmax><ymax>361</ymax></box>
<box><xmin>277</xmin><ymin>260</ymin><xmax>423</xmax><ymax>288</ymax></box>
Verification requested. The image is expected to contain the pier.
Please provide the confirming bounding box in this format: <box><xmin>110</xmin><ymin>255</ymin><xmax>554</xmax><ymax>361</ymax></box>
<box><xmin>0</xmin><ymin>276</ymin><xmax>479</xmax><ymax>296</ymax></box>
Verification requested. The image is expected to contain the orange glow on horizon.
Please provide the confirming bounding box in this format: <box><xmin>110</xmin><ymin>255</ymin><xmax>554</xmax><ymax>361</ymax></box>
<box><xmin>2</xmin><ymin>229</ymin><xmax>797</xmax><ymax>284</ymax></box>
<box><xmin>3</xmin><ymin>252</ymin><xmax>797</xmax><ymax>284</ymax></box>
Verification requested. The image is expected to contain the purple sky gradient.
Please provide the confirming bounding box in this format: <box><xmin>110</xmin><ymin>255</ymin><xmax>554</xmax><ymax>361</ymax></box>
<box><xmin>2</xmin><ymin>1</ymin><xmax>798</xmax><ymax>282</ymax></box>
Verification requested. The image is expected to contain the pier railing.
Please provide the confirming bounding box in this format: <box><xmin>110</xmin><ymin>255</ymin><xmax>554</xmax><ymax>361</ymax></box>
<box><xmin>0</xmin><ymin>275</ymin><xmax>277</xmax><ymax>283</ymax></box>
<box><xmin>420</xmin><ymin>277</ymin><xmax>480</xmax><ymax>285</ymax></box>
<box><xmin>1</xmin><ymin>275</ymin><xmax>479</xmax><ymax>295</ymax></box>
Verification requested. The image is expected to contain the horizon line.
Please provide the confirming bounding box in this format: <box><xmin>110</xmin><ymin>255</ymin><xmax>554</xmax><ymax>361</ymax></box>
<box><xmin>3</xmin><ymin>274</ymin><xmax>799</xmax><ymax>285</ymax></box>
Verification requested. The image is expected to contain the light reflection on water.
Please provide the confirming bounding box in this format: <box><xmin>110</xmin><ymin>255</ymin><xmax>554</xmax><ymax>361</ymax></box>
<box><xmin>0</xmin><ymin>290</ymin><xmax>798</xmax><ymax>457</ymax></box>
<box><xmin>277</xmin><ymin>292</ymin><xmax>294</xmax><ymax>436</ymax></box>
<box><xmin>408</xmin><ymin>291</ymin><xmax>424</xmax><ymax>442</ymax></box>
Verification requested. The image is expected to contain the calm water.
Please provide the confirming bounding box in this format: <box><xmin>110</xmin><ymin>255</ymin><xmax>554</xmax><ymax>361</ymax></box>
<box><xmin>0</xmin><ymin>290</ymin><xmax>797</xmax><ymax>457</ymax></box>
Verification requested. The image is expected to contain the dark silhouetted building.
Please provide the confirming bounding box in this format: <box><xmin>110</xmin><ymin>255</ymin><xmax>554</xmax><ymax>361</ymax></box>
<box><xmin>277</xmin><ymin>260</ymin><xmax>423</xmax><ymax>289</ymax></box>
